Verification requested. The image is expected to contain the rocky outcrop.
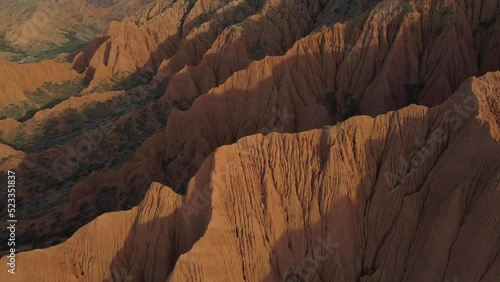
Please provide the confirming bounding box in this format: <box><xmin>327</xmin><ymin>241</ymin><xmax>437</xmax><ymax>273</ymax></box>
<box><xmin>157</xmin><ymin>0</ymin><xmax>500</xmax><ymax>190</ymax></box>
<box><xmin>73</xmin><ymin>0</ymin><xmax>500</xmax><ymax>194</ymax></box>
<box><xmin>0</xmin><ymin>0</ymin><xmax>362</xmax><ymax>243</ymax></box>
<box><xmin>80</xmin><ymin>0</ymin><xmax>186</xmax><ymax>87</ymax></box>
<box><xmin>0</xmin><ymin>0</ymin><xmax>499</xmax><ymax>261</ymax></box>
<box><xmin>2</xmin><ymin>71</ymin><xmax>499</xmax><ymax>282</ymax></box>
<box><xmin>77</xmin><ymin>0</ymin><xmax>386</xmax><ymax>91</ymax></box>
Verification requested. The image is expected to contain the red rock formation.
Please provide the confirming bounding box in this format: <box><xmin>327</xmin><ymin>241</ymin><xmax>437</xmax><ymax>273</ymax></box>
<box><xmin>1</xmin><ymin>71</ymin><xmax>498</xmax><ymax>281</ymax></box>
<box><xmin>162</xmin><ymin>0</ymin><xmax>500</xmax><ymax>112</ymax></box>
<box><xmin>75</xmin><ymin>0</ymin><xmax>187</xmax><ymax>88</ymax></box>
<box><xmin>0</xmin><ymin>0</ymin><xmax>499</xmax><ymax>267</ymax></box>
<box><xmin>135</xmin><ymin>0</ymin><xmax>500</xmax><ymax>190</ymax></box>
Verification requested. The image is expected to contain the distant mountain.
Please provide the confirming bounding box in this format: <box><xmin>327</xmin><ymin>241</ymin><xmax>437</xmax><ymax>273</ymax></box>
<box><xmin>0</xmin><ymin>0</ymin><xmax>154</xmax><ymax>62</ymax></box>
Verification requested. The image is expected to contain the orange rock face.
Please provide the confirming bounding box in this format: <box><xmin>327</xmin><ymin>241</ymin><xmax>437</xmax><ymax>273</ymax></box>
<box><xmin>1</xmin><ymin>72</ymin><xmax>499</xmax><ymax>281</ymax></box>
<box><xmin>70</xmin><ymin>0</ymin><xmax>500</xmax><ymax>196</ymax></box>
<box><xmin>0</xmin><ymin>0</ymin><xmax>499</xmax><ymax>280</ymax></box>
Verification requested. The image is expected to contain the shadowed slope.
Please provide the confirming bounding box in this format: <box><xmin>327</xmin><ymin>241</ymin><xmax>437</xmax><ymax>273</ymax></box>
<box><xmin>0</xmin><ymin>0</ymin><xmax>382</xmax><ymax>248</ymax></box>
<box><xmin>0</xmin><ymin>0</ymin><xmax>498</xmax><ymax>254</ymax></box>
<box><xmin>1</xmin><ymin>72</ymin><xmax>498</xmax><ymax>281</ymax></box>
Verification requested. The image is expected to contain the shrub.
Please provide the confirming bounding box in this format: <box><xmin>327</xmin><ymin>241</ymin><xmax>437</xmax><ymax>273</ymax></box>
<box><xmin>95</xmin><ymin>186</ymin><xmax>119</xmax><ymax>213</ymax></box>
<box><xmin>325</xmin><ymin>91</ymin><xmax>338</xmax><ymax>116</ymax></box>
<box><xmin>400</xmin><ymin>3</ymin><xmax>415</xmax><ymax>14</ymax></box>
<box><xmin>404</xmin><ymin>83</ymin><xmax>425</xmax><ymax>105</ymax></box>
<box><xmin>109</xmin><ymin>151</ymin><xmax>134</xmax><ymax>169</ymax></box>
<box><xmin>0</xmin><ymin>34</ymin><xmax>22</xmax><ymax>54</ymax></box>
<box><xmin>61</xmin><ymin>108</ymin><xmax>80</xmax><ymax>122</ymax></box>
<box><xmin>30</xmin><ymin>80</ymin><xmax>85</xmax><ymax>107</ymax></box>
<box><xmin>0</xmin><ymin>104</ymin><xmax>24</xmax><ymax>120</ymax></box>
<box><xmin>82</xmin><ymin>102</ymin><xmax>108</xmax><ymax>119</ymax></box>
<box><xmin>12</xmin><ymin>127</ymin><xmax>32</xmax><ymax>148</ymax></box>
<box><xmin>252</xmin><ymin>39</ymin><xmax>265</xmax><ymax>60</ymax></box>
<box><xmin>479</xmin><ymin>17</ymin><xmax>496</xmax><ymax>28</ymax></box>
<box><xmin>0</xmin><ymin>80</ymin><xmax>85</xmax><ymax>121</ymax></box>
<box><xmin>342</xmin><ymin>92</ymin><xmax>359</xmax><ymax>120</ymax></box>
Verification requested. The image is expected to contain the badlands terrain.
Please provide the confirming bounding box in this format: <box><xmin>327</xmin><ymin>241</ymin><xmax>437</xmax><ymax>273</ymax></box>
<box><xmin>0</xmin><ymin>0</ymin><xmax>499</xmax><ymax>281</ymax></box>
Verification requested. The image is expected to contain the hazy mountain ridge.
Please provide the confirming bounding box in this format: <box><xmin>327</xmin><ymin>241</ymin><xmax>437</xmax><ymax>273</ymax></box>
<box><xmin>0</xmin><ymin>0</ymin><xmax>153</xmax><ymax>62</ymax></box>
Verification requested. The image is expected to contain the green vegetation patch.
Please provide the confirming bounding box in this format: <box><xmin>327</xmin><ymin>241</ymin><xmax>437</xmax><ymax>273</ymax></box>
<box><xmin>94</xmin><ymin>71</ymin><xmax>156</xmax><ymax>93</ymax></box>
<box><xmin>404</xmin><ymin>83</ymin><xmax>425</xmax><ymax>105</ymax></box>
<box><xmin>0</xmin><ymin>33</ymin><xmax>23</xmax><ymax>54</ymax></box>
<box><xmin>325</xmin><ymin>91</ymin><xmax>338</xmax><ymax>116</ymax></box>
<box><xmin>341</xmin><ymin>92</ymin><xmax>359</xmax><ymax>120</ymax></box>
<box><xmin>0</xmin><ymin>79</ymin><xmax>85</xmax><ymax>121</ymax></box>
<box><xmin>0</xmin><ymin>32</ymin><xmax>88</xmax><ymax>63</ymax></box>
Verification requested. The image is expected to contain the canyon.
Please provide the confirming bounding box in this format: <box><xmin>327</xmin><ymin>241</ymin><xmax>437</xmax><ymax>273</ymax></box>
<box><xmin>0</xmin><ymin>0</ymin><xmax>499</xmax><ymax>281</ymax></box>
<box><xmin>1</xmin><ymin>71</ymin><xmax>499</xmax><ymax>281</ymax></box>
